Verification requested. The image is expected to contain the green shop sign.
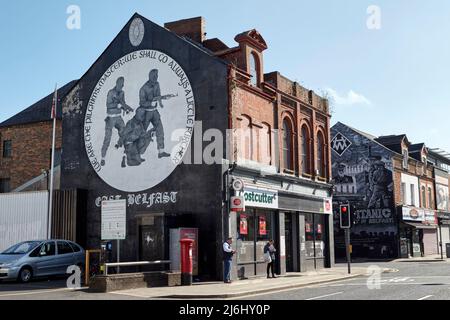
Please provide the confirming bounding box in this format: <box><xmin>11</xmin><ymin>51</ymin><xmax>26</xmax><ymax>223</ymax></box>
<box><xmin>243</xmin><ymin>187</ymin><xmax>278</xmax><ymax>209</ymax></box>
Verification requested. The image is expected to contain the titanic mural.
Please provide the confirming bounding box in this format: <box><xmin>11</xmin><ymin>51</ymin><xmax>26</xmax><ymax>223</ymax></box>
<box><xmin>331</xmin><ymin>124</ymin><xmax>398</xmax><ymax>259</ymax></box>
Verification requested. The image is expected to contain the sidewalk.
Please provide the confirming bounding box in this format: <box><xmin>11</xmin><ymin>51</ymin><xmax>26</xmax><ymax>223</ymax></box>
<box><xmin>393</xmin><ymin>254</ymin><xmax>449</xmax><ymax>263</ymax></box>
<box><xmin>109</xmin><ymin>266</ymin><xmax>395</xmax><ymax>299</ymax></box>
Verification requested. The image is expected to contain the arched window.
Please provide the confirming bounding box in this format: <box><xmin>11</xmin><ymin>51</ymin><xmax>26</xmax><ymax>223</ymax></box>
<box><xmin>260</xmin><ymin>123</ymin><xmax>271</xmax><ymax>165</ymax></box>
<box><xmin>301</xmin><ymin>125</ymin><xmax>311</xmax><ymax>175</ymax></box>
<box><xmin>421</xmin><ymin>186</ymin><xmax>427</xmax><ymax>208</ymax></box>
<box><xmin>282</xmin><ymin>118</ymin><xmax>294</xmax><ymax>171</ymax></box>
<box><xmin>428</xmin><ymin>187</ymin><xmax>433</xmax><ymax>209</ymax></box>
<box><xmin>239</xmin><ymin>116</ymin><xmax>252</xmax><ymax>160</ymax></box>
<box><xmin>249</xmin><ymin>52</ymin><xmax>259</xmax><ymax>86</ymax></box>
<box><xmin>317</xmin><ymin>131</ymin><xmax>326</xmax><ymax>178</ymax></box>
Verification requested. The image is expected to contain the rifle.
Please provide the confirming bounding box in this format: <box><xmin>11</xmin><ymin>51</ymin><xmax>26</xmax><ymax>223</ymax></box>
<box><xmin>148</xmin><ymin>94</ymin><xmax>178</xmax><ymax>108</ymax></box>
<box><xmin>121</xmin><ymin>104</ymin><xmax>134</xmax><ymax>116</ymax></box>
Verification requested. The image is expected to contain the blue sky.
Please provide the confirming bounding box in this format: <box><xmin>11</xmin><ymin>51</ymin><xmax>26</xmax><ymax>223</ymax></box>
<box><xmin>1</xmin><ymin>1</ymin><xmax>449</xmax><ymax>151</ymax></box>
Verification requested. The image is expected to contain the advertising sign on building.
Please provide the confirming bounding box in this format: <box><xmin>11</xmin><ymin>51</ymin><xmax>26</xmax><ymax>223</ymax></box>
<box><xmin>101</xmin><ymin>199</ymin><xmax>126</xmax><ymax>240</ymax></box>
<box><xmin>259</xmin><ymin>216</ymin><xmax>267</xmax><ymax>236</ymax></box>
<box><xmin>239</xmin><ymin>214</ymin><xmax>248</xmax><ymax>235</ymax></box>
<box><xmin>230</xmin><ymin>196</ymin><xmax>245</xmax><ymax>212</ymax></box>
<box><xmin>402</xmin><ymin>207</ymin><xmax>425</xmax><ymax>222</ymax></box>
<box><xmin>323</xmin><ymin>198</ymin><xmax>333</xmax><ymax>214</ymax></box>
<box><xmin>243</xmin><ymin>187</ymin><xmax>278</xmax><ymax>209</ymax></box>
<box><xmin>424</xmin><ymin>210</ymin><xmax>437</xmax><ymax>225</ymax></box>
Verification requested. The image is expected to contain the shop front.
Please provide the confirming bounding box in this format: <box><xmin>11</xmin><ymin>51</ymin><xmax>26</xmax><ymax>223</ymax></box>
<box><xmin>400</xmin><ymin>206</ymin><xmax>438</xmax><ymax>257</ymax></box>
<box><xmin>437</xmin><ymin>212</ymin><xmax>450</xmax><ymax>257</ymax></box>
<box><xmin>228</xmin><ymin>170</ymin><xmax>334</xmax><ymax>280</ymax></box>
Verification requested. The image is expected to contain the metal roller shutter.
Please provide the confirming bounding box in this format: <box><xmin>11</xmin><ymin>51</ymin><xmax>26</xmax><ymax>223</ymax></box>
<box><xmin>423</xmin><ymin>229</ymin><xmax>438</xmax><ymax>255</ymax></box>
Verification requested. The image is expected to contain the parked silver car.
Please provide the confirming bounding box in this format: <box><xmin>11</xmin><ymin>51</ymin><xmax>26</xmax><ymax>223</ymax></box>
<box><xmin>0</xmin><ymin>240</ymin><xmax>85</xmax><ymax>283</ymax></box>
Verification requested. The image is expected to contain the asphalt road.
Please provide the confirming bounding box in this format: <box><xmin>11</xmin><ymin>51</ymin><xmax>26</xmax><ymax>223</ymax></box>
<box><xmin>239</xmin><ymin>261</ymin><xmax>450</xmax><ymax>300</ymax></box>
<box><xmin>1</xmin><ymin>261</ymin><xmax>450</xmax><ymax>300</ymax></box>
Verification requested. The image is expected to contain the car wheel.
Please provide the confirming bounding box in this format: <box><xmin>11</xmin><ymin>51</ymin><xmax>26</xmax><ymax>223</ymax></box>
<box><xmin>18</xmin><ymin>267</ymin><xmax>33</xmax><ymax>283</ymax></box>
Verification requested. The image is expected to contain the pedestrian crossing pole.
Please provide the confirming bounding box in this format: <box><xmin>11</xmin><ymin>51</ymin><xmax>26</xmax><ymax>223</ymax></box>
<box><xmin>340</xmin><ymin>203</ymin><xmax>352</xmax><ymax>274</ymax></box>
<box><xmin>345</xmin><ymin>229</ymin><xmax>351</xmax><ymax>274</ymax></box>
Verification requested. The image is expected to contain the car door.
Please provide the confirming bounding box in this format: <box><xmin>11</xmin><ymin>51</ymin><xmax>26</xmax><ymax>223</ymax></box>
<box><xmin>34</xmin><ymin>241</ymin><xmax>58</xmax><ymax>276</ymax></box>
<box><xmin>56</xmin><ymin>241</ymin><xmax>75</xmax><ymax>275</ymax></box>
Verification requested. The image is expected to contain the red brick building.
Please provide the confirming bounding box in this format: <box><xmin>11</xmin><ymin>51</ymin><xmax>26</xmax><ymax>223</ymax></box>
<box><xmin>0</xmin><ymin>81</ymin><xmax>76</xmax><ymax>192</ymax></box>
<box><xmin>166</xmin><ymin>18</ymin><xmax>334</xmax><ymax>274</ymax></box>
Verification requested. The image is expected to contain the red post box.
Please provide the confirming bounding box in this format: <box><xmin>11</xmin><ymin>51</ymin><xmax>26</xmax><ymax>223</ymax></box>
<box><xmin>180</xmin><ymin>238</ymin><xmax>194</xmax><ymax>285</ymax></box>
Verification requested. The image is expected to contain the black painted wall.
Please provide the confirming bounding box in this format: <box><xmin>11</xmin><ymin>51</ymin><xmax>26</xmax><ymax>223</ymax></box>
<box><xmin>61</xmin><ymin>13</ymin><xmax>229</xmax><ymax>279</ymax></box>
<box><xmin>331</xmin><ymin>122</ymin><xmax>398</xmax><ymax>259</ymax></box>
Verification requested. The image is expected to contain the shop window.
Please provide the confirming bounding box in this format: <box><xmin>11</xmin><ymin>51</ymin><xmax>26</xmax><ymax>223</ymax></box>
<box><xmin>3</xmin><ymin>140</ymin><xmax>11</xmax><ymax>158</ymax></box>
<box><xmin>0</xmin><ymin>178</ymin><xmax>10</xmax><ymax>193</ymax></box>
<box><xmin>236</xmin><ymin>210</ymin><xmax>274</xmax><ymax>264</ymax></box>
<box><xmin>282</xmin><ymin>118</ymin><xmax>294</xmax><ymax>172</ymax></box>
<box><xmin>305</xmin><ymin>213</ymin><xmax>326</xmax><ymax>259</ymax></box>
<box><xmin>301</xmin><ymin>125</ymin><xmax>311</xmax><ymax>175</ymax></box>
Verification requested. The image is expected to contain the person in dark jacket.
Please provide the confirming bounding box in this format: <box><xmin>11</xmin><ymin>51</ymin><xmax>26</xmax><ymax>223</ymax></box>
<box><xmin>264</xmin><ymin>240</ymin><xmax>277</xmax><ymax>278</ymax></box>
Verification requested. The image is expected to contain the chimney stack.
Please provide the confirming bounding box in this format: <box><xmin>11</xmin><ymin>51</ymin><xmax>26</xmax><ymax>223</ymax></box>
<box><xmin>164</xmin><ymin>17</ymin><xmax>206</xmax><ymax>43</ymax></box>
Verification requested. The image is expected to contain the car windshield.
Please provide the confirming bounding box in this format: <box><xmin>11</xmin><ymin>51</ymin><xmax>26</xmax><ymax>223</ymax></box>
<box><xmin>2</xmin><ymin>241</ymin><xmax>42</xmax><ymax>255</ymax></box>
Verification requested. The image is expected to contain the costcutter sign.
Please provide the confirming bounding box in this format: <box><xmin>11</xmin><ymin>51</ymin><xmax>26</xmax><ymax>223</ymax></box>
<box><xmin>243</xmin><ymin>187</ymin><xmax>278</xmax><ymax>209</ymax></box>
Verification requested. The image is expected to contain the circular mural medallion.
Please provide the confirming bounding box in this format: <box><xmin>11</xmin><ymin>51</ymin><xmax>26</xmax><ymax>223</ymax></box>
<box><xmin>129</xmin><ymin>18</ymin><xmax>145</xmax><ymax>47</ymax></box>
<box><xmin>84</xmin><ymin>50</ymin><xmax>195</xmax><ymax>192</ymax></box>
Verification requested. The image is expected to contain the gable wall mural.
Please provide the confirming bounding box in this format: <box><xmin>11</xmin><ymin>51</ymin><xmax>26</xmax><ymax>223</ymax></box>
<box><xmin>331</xmin><ymin>123</ymin><xmax>398</xmax><ymax>259</ymax></box>
<box><xmin>61</xmin><ymin>14</ymin><xmax>229</xmax><ymax>270</ymax></box>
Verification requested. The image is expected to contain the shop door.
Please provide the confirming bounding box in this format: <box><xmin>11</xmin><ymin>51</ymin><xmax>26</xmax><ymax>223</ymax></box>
<box><xmin>139</xmin><ymin>216</ymin><xmax>165</xmax><ymax>270</ymax></box>
<box><xmin>284</xmin><ymin>213</ymin><xmax>294</xmax><ymax>272</ymax></box>
<box><xmin>305</xmin><ymin>213</ymin><xmax>327</xmax><ymax>270</ymax></box>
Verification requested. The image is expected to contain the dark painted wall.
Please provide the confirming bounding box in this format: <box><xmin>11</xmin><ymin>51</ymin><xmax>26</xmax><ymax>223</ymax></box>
<box><xmin>330</xmin><ymin>122</ymin><xmax>398</xmax><ymax>259</ymax></box>
<box><xmin>61</xmin><ymin>14</ymin><xmax>229</xmax><ymax>279</ymax></box>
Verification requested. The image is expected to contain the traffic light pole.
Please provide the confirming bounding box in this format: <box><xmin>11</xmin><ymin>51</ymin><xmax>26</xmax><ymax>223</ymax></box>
<box><xmin>345</xmin><ymin>228</ymin><xmax>351</xmax><ymax>274</ymax></box>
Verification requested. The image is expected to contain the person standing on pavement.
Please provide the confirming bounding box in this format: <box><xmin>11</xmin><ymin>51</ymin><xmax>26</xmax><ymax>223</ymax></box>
<box><xmin>223</xmin><ymin>237</ymin><xmax>236</xmax><ymax>283</ymax></box>
<box><xmin>264</xmin><ymin>240</ymin><xmax>277</xmax><ymax>279</ymax></box>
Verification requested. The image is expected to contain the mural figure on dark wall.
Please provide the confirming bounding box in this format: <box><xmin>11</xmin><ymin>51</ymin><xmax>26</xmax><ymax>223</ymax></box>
<box><xmin>367</xmin><ymin>159</ymin><xmax>393</xmax><ymax>209</ymax></box>
<box><xmin>101</xmin><ymin>77</ymin><xmax>134</xmax><ymax>166</ymax></box>
<box><xmin>139</xmin><ymin>69</ymin><xmax>177</xmax><ymax>159</ymax></box>
<box><xmin>121</xmin><ymin>108</ymin><xmax>154</xmax><ymax>167</ymax></box>
<box><xmin>333</xmin><ymin>163</ymin><xmax>354</xmax><ymax>184</ymax></box>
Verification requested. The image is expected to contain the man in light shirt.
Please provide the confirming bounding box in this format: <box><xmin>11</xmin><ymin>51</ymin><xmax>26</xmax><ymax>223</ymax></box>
<box><xmin>223</xmin><ymin>237</ymin><xmax>236</xmax><ymax>283</ymax></box>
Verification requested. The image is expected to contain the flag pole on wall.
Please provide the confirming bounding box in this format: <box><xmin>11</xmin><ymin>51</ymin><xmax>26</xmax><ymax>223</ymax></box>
<box><xmin>48</xmin><ymin>84</ymin><xmax>58</xmax><ymax>239</ymax></box>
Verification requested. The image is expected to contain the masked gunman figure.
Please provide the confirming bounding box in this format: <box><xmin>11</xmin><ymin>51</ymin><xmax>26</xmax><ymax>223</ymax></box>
<box><xmin>121</xmin><ymin>107</ymin><xmax>154</xmax><ymax>167</ymax></box>
<box><xmin>139</xmin><ymin>69</ymin><xmax>176</xmax><ymax>159</ymax></box>
<box><xmin>101</xmin><ymin>77</ymin><xmax>134</xmax><ymax>166</ymax></box>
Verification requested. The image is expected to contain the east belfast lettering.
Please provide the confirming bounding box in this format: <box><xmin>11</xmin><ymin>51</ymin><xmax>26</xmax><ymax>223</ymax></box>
<box><xmin>95</xmin><ymin>191</ymin><xmax>178</xmax><ymax>208</ymax></box>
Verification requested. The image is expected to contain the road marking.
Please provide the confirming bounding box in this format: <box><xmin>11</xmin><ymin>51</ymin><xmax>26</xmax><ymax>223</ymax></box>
<box><xmin>0</xmin><ymin>287</ymin><xmax>73</xmax><ymax>298</ymax></box>
<box><xmin>110</xmin><ymin>291</ymin><xmax>151</xmax><ymax>298</ymax></box>
<box><xmin>418</xmin><ymin>295</ymin><xmax>433</xmax><ymax>300</ymax></box>
<box><xmin>305</xmin><ymin>291</ymin><xmax>344</xmax><ymax>300</ymax></box>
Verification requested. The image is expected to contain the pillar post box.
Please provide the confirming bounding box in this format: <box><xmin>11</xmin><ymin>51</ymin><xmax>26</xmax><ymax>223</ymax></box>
<box><xmin>180</xmin><ymin>238</ymin><xmax>194</xmax><ymax>285</ymax></box>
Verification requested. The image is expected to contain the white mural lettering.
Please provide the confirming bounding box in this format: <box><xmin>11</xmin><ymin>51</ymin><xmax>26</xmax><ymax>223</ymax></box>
<box><xmin>96</xmin><ymin>191</ymin><xmax>178</xmax><ymax>209</ymax></box>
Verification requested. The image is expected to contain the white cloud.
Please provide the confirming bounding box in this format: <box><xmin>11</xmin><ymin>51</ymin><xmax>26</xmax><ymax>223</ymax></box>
<box><xmin>325</xmin><ymin>88</ymin><xmax>371</xmax><ymax>106</ymax></box>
